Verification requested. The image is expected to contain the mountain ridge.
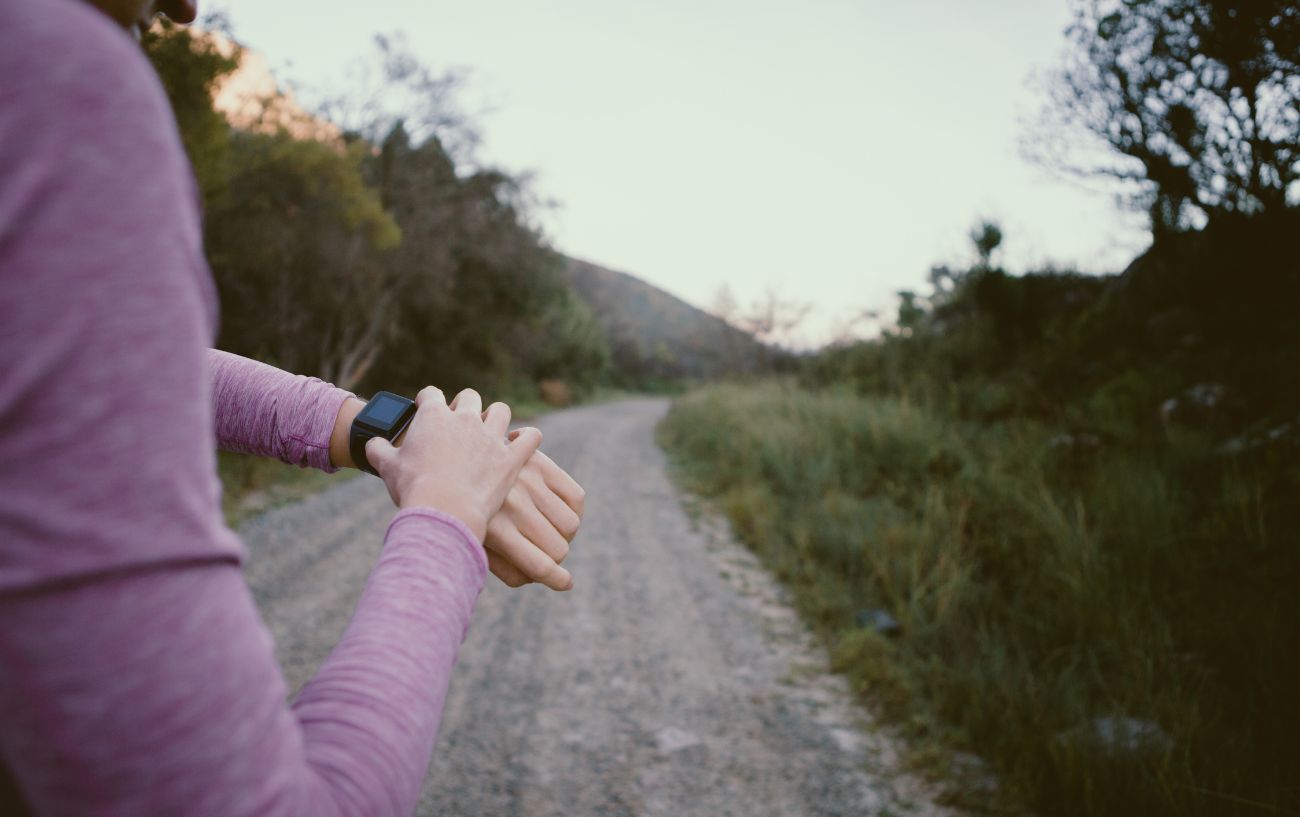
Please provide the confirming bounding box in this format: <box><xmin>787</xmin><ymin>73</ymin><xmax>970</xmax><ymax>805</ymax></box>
<box><xmin>561</xmin><ymin>256</ymin><xmax>764</xmax><ymax>383</ymax></box>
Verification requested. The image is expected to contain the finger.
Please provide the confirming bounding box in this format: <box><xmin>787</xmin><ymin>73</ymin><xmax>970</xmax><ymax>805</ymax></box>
<box><xmin>506</xmin><ymin>427</ymin><xmax>543</xmax><ymax>469</ymax></box>
<box><xmin>526</xmin><ymin>474</ymin><xmax>583</xmax><ymax>542</ymax></box>
<box><xmin>406</xmin><ymin>387</ymin><xmax>449</xmax><ymax>439</ymax></box>
<box><xmin>415</xmin><ymin>385</ymin><xmax>447</xmax><ymax>409</ymax></box>
<box><xmin>532</xmin><ymin>450</ymin><xmax>586</xmax><ymax>516</ymax></box>
<box><xmin>487</xmin><ymin>550</ymin><xmax>533</xmax><ymax>589</ymax></box>
<box><xmin>452</xmin><ymin>388</ymin><xmax>482</xmax><ymax>415</ymax></box>
<box><xmin>489</xmin><ymin>524</ymin><xmax>573</xmax><ymax>591</ymax></box>
<box><xmin>483</xmin><ymin>401</ymin><xmax>511</xmax><ymax>437</ymax></box>
<box><xmin>365</xmin><ymin>436</ymin><xmax>398</xmax><ymax>477</ymax></box>
<box><xmin>514</xmin><ymin>500</ymin><xmax>572</xmax><ymax>563</ymax></box>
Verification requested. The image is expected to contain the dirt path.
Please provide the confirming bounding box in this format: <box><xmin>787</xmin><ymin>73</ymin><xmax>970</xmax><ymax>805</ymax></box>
<box><xmin>240</xmin><ymin>398</ymin><xmax>950</xmax><ymax>817</ymax></box>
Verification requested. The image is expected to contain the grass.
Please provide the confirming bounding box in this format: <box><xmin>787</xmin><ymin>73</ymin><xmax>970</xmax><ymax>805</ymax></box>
<box><xmin>217</xmin><ymin>451</ymin><xmax>359</xmax><ymax>528</ymax></box>
<box><xmin>657</xmin><ymin>382</ymin><xmax>1299</xmax><ymax>817</ymax></box>
<box><xmin>490</xmin><ymin>383</ymin><xmax>647</xmax><ymax>422</ymax></box>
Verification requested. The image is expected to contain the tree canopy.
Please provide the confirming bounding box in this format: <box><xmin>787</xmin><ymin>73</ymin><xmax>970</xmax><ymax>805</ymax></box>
<box><xmin>1039</xmin><ymin>0</ymin><xmax>1299</xmax><ymax>235</ymax></box>
<box><xmin>144</xmin><ymin>22</ymin><xmax>609</xmax><ymax>395</ymax></box>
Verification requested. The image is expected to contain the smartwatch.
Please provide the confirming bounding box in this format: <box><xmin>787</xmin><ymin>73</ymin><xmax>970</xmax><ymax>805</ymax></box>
<box><xmin>349</xmin><ymin>391</ymin><xmax>417</xmax><ymax>476</ymax></box>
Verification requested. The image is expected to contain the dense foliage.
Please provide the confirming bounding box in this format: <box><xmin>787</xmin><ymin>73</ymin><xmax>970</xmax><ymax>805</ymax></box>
<box><xmin>1037</xmin><ymin>0</ymin><xmax>1299</xmax><ymax>235</ymax></box>
<box><xmin>144</xmin><ymin>21</ymin><xmax>608</xmax><ymax>397</ymax></box>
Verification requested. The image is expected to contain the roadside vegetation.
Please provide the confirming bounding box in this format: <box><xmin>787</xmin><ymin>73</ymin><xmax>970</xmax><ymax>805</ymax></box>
<box><xmin>661</xmin><ymin>373</ymin><xmax>1296</xmax><ymax>815</ymax></box>
<box><xmin>145</xmin><ymin>21</ymin><xmax>610</xmax><ymax>400</ymax></box>
<box><xmin>664</xmin><ymin>3</ymin><xmax>1297</xmax><ymax>812</ymax></box>
<box><xmin>218</xmin><ymin>451</ymin><xmax>351</xmax><ymax>528</ymax></box>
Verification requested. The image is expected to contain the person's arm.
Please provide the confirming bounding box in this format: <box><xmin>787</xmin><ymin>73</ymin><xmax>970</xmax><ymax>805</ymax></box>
<box><xmin>208</xmin><ymin>348</ymin><xmax>356</xmax><ymax>473</ymax></box>
<box><xmin>0</xmin><ymin>511</ymin><xmax>488</xmax><ymax>817</ymax></box>
<box><xmin>210</xmin><ymin>348</ymin><xmax>585</xmax><ymax>590</ymax></box>
<box><xmin>0</xmin><ymin>6</ymin><xmax>511</xmax><ymax>814</ymax></box>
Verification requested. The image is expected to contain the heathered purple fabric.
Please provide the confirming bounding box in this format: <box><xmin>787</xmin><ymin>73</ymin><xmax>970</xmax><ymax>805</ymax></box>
<box><xmin>0</xmin><ymin>2</ymin><xmax>487</xmax><ymax>815</ymax></box>
<box><xmin>209</xmin><ymin>348</ymin><xmax>354</xmax><ymax>473</ymax></box>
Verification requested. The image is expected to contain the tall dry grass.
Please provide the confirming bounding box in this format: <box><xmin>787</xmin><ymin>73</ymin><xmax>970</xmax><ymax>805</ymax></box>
<box><xmin>659</xmin><ymin>383</ymin><xmax>1297</xmax><ymax>816</ymax></box>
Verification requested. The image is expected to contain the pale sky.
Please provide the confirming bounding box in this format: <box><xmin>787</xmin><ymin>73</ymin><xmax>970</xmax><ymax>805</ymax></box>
<box><xmin>208</xmin><ymin>0</ymin><xmax>1150</xmax><ymax>346</ymax></box>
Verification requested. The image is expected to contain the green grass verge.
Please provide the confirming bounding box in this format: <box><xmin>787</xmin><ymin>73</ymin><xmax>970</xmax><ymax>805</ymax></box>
<box><xmin>494</xmin><ymin>384</ymin><xmax>646</xmax><ymax>422</ymax></box>
<box><xmin>218</xmin><ymin>451</ymin><xmax>360</xmax><ymax>528</ymax></box>
<box><xmin>657</xmin><ymin>382</ymin><xmax>1298</xmax><ymax>817</ymax></box>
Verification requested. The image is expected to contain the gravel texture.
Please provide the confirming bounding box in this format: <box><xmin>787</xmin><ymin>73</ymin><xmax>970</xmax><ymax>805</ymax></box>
<box><xmin>240</xmin><ymin>397</ymin><xmax>952</xmax><ymax>817</ymax></box>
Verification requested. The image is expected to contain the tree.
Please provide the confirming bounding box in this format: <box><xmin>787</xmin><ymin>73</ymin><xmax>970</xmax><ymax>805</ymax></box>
<box><xmin>206</xmin><ymin>132</ymin><xmax>401</xmax><ymax>389</ymax></box>
<box><xmin>365</xmin><ymin>126</ymin><xmax>607</xmax><ymax>394</ymax></box>
<box><xmin>1035</xmin><ymin>0</ymin><xmax>1300</xmax><ymax>237</ymax></box>
<box><xmin>314</xmin><ymin>33</ymin><xmax>479</xmax><ymax>165</ymax></box>
<box><xmin>970</xmin><ymin>220</ymin><xmax>1004</xmax><ymax>270</ymax></box>
<box><xmin>710</xmin><ymin>284</ymin><xmax>740</xmax><ymax>327</ymax></box>
<box><xmin>148</xmin><ymin>19</ymin><xmax>609</xmax><ymax>395</ymax></box>
<box><xmin>143</xmin><ymin>17</ymin><xmax>239</xmax><ymax>208</ymax></box>
<box><xmin>733</xmin><ymin>287</ymin><xmax>809</xmax><ymax>347</ymax></box>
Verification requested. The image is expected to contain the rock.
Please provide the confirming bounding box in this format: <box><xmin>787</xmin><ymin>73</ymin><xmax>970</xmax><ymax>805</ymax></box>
<box><xmin>1185</xmin><ymin>383</ymin><xmax>1226</xmax><ymax>409</ymax></box>
<box><xmin>1160</xmin><ymin>382</ymin><xmax>1227</xmax><ymax>427</ymax></box>
<box><xmin>1266</xmin><ymin>419</ymin><xmax>1300</xmax><ymax>444</ymax></box>
<box><xmin>1056</xmin><ymin>716</ymin><xmax>1172</xmax><ymax>756</ymax></box>
<box><xmin>1217</xmin><ymin>415</ymin><xmax>1300</xmax><ymax>456</ymax></box>
<box><xmin>828</xmin><ymin>727</ymin><xmax>863</xmax><ymax>754</ymax></box>
<box><xmin>654</xmin><ymin>726</ymin><xmax>702</xmax><ymax>754</ymax></box>
<box><xmin>537</xmin><ymin>378</ymin><xmax>572</xmax><ymax>407</ymax></box>
<box><xmin>854</xmin><ymin>608</ymin><xmax>901</xmax><ymax>636</ymax></box>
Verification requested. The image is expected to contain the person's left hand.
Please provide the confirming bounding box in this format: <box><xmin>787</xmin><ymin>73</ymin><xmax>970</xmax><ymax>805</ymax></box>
<box><xmin>482</xmin><ymin>444</ymin><xmax>584</xmax><ymax>591</ymax></box>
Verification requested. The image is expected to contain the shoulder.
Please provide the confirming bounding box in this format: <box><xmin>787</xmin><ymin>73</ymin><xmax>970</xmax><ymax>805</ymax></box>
<box><xmin>0</xmin><ymin>0</ymin><xmax>201</xmax><ymax>269</ymax></box>
<box><xmin>0</xmin><ymin>0</ymin><xmax>214</xmax><ymax>355</ymax></box>
<box><xmin>0</xmin><ymin>0</ymin><xmax>161</xmax><ymax>82</ymax></box>
<box><xmin>0</xmin><ymin>0</ymin><xmax>180</xmax><ymax>163</ymax></box>
<box><xmin>0</xmin><ymin>0</ymin><xmax>159</xmax><ymax>79</ymax></box>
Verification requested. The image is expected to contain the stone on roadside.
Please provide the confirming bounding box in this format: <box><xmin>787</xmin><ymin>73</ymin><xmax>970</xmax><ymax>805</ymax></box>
<box><xmin>1056</xmin><ymin>716</ymin><xmax>1172</xmax><ymax>757</ymax></box>
<box><xmin>854</xmin><ymin>608</ymin><xmax>901</xmax><ymax>636</ymax></box>
<box><xmin>1160</xmin><ymin>382</ymin><xmax>1228</xmax><ymax>427</ymax></box>
<box><xmin>654</xmin><ymin>726</ymin><xmax>702</xmax><ymax>755</ymax></box>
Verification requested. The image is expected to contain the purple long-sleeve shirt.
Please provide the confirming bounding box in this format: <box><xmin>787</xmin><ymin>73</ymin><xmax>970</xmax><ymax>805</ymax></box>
<box><xmin>0</xmin><ymin>2</ymin><xmax>486</xmax><ymax>815</ymax></box>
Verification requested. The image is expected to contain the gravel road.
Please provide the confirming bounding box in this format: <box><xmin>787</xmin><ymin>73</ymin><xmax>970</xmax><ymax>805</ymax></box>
<box><xmin>239</xmin><ymin>397</ymin><xmax>950</xmax><ymax>817</ymax></box>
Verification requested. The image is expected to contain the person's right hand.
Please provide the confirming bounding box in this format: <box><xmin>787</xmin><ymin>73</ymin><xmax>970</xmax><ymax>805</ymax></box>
<box><xmin>482</xmin><ymin>448</ymin><xmax>584</xmax><ymax>591</ymax></box>
<box><xmin>365</xmin><ymin>386</ymin><xmax>542</xmax><ymax>542</ymax></box>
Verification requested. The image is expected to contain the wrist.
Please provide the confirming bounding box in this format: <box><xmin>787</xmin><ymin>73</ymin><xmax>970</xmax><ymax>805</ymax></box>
<box><xmin>329</xmin><ymin>397</ymin><xmax>367</xmax><ymax>469</ymax></box>
<box><xmin>399</xmin><ymin>487</ymin><xmax>488</xmax><ymax>541</ymax></box>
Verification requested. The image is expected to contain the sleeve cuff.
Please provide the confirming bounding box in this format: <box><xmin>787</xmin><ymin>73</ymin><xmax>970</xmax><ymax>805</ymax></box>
<box><xmin>311</xmin><ymin>386</ymin><xmax>358</xmax><ymax>474</ymax></box>
<box><xmin>384</xmin><ymin>507</ymin><xmax>489</xmax><ymax>579</ymax></box>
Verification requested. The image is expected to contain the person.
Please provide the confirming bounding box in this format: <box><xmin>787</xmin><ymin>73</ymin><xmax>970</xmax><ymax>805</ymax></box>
<box><xmin>0</xmin><ymin>0</ymin><xmax>586</xmax><ymax>814</ymax></box>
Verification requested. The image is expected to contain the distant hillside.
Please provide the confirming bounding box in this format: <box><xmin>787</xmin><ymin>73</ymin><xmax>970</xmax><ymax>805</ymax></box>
<box><xmin>562</xmin><ymin>257</ymin><xmax>765</xmax><ymax>383</ymax></box>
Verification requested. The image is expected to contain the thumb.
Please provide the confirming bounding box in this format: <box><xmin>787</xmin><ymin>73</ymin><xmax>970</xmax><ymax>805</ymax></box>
<box><xmin>365</xmin><ymin>436</ymin><xmax>399</xmax><ymax>477</ymax></box>
<box><xmin>506</xmin><ymin>427</ymin><xmax>543</xmax><ymax>469</ymax></box>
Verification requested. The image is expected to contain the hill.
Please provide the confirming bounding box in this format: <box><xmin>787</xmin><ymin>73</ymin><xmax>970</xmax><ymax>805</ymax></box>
<box><xmin>562</xmin><ymin>257</ymin><xmax>765</xmax><ymax>384</ymax></box>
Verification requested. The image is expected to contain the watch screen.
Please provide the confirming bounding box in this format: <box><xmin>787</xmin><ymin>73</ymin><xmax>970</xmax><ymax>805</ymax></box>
<box><xmin>362</xmin><ymin>394</ymin><xmax>408</xmax><ymax>428</ymax></box>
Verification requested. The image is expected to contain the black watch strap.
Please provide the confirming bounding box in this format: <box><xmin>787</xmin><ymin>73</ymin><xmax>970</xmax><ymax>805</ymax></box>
<box><xmin>350</xmin><ymin>392</ymin><xmax>416</xmax><ymax>477</ymax></box>
<box><xmin>350</xmin><ymin>424</ymin><xmax>380</xmax><ymax>476</ymax></box>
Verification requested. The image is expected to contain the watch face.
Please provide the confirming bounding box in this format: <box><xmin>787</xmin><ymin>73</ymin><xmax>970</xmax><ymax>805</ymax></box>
<box><xmin>359</xmin><ymin>393</ymin><xmax>410</xmax><ymax>431</ymax></box>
